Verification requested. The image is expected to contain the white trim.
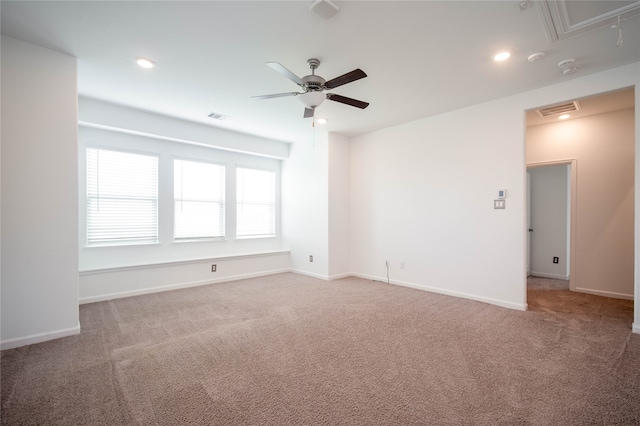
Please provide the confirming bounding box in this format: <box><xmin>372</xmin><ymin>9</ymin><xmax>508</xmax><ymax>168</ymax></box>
<box><xmin>633</xmin><ymin>323</ymin><xmax>640</xmax><ymax>334</ymax></box>
<box><xmin>351</xmin><ymin>273</ymin><xmax>528</xmax><ymax>311</ymax></box>
<box><xmin>79</xmin><ymin>268</ymin><xmax>291</xmax><ymax>304</ymax></box>
<box><xmin>574</xmin><ymin>287</ymin><xmax>634</xmax><ymax>301</ymax></box>
<box><xmin>327</xmin><ymin>272</ymin><xmax>351</xmax><ymax>281</ymax></box>
<box><xmin>0</xmin><ymin>323</ymin><xmax>81</xmax><ymax>350</ymax></box>
<box><xmin>79</xmin><ymin>250</ymin><xmax>290</xmax><ymax>275</ymax></box>
<box><xmin>530</xmin><ymin>272</ymin><xmax>570</xmax><ymax>281</ymax></box>
<box><xmin>289</xmin><ymin>269</ymin><xmax>330</xmax><ymax>281</ymax></box>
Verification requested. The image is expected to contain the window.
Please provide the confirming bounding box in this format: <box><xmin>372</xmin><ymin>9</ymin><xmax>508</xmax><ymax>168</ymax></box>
<box><xmin>174</xmin><ymin>159</ymin><xmax>225</xmax><ymax>240</ymax></box>
<box><xmin>236</xmin><ymin>168</ymin><xmax>276</xmax><ymax>238</ymax></box>
<box><xmin>86</xmin><ymin>148</ymin><xmax>158</xmax><ymax>246</ymax></box>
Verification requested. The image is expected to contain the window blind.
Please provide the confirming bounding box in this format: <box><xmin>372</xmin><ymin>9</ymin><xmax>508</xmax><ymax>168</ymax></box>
<box><xmin>237</xmin><ymin>168</ymin><xmax>276</xmax><ymax>238</ymax></box>
<box><xmin>174</xmin><ymin>159</ymin><xmax>225</xmax><ymax>240</ymax></box>
<box><xmin>86</xmin><ymin>148</ymin><xmax>158</xmax><ymax>246</ymax></box>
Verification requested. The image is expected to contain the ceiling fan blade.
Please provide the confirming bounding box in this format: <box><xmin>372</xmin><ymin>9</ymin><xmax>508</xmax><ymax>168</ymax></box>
<box><xmin>324</xmin><ymin>69</ymin><xmax>367</xmax><ymax>89</ymax></box>
<box><xmin>326</xmin><ymin>93</ymin><xmax>369</xmax><ymax>109</ymax></box>
<box><xmin>251</xmin><ymin>92</ymin><xmax>300</xmax><ymax>100</ymax></box>
<box><xmin>266</xmin><ymin>62</ymin><xmax>304</xmax><ymax>86</ymax></box>
<box><xmin>303</xmin><ymin>107</ymin><xmax>315</xmax><ymax>118</ymax></box>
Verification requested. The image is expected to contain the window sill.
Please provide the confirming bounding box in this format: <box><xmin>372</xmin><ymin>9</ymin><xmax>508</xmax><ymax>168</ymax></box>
<box><xmin>172</xmin><ymin>237</ymin><xmax>226</xmax><ymax>244</ymax></box>
<box><xmin>84</xmin><ymin>241</ymin><xmax>160</xmax><ymax>249</ymax></box>
<box><xmin>235</xmin><ymin>235</ymin><xmax>277</xmax><ymax>240</ymax></box>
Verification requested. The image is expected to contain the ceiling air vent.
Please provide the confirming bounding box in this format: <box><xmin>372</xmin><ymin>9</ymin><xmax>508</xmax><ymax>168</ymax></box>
<box><xmin>535</xmin><ymin>101</ymin><xmax>580</xmax><ymax>117</ymax></box>
<box><xmin>207</xmin><ymin>112</ymin><xmax>229</xmax><ymax>120</ymax></box>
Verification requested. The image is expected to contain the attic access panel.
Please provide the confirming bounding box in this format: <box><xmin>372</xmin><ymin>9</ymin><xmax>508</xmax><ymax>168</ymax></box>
<box><xmin>538</xmin><ymin>0</ymin><xmax>640</xmax><ymax>42</ymax></box>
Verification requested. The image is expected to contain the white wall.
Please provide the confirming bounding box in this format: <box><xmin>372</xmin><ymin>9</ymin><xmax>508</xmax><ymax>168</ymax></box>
<box><xmin>350</xmin><ymin>102</ymin><xmax>527</xmax><ymax>310</ymax></box>
<box><xmin>1</xmin><ymin>36</ymin><xmax>80</xmax><ymax>349</ymax></box>
<box><xmin>281</xmin><ymin>132</ymin><xmax>330</xmax><ymax>278</ymax></box>
<box><xmin>328</xmin><ymin>133</ymin><xmax>351</xmax><ymax>279</ymax></box>
<box><xmin>528</xmin><ymin>165</ymin><xmax>569</xmax><ymax>280</ymax></box>
<box><xmin>527</xmin><ymin>109</ymin><xmax>635</xmax><ymax>298</ymax></box>
<box><xmin>80</xmin><ymin>97</ymin><xmax>289</xmax><ymax>159</ymax></box>
<box><xmin>350</xmin><ymin>63</ymin><xmax>639</xmax><ymax>317</ymax></box>
<box><xmin>80</xmin><ymin>252</ymin><xmax>290</xmax><ymax>303</ymax></box>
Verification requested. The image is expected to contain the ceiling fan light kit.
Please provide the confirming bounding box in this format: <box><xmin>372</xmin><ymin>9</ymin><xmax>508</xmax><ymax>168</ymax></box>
<box><xmin>252</xmin><ymin>58</ymin><xmax>369</xmax><ymax>119</ymax></box>
<box><xmin>298</xmin><ymin>91</ymin><xmax>326</xmax><ymax>109</ymax></box>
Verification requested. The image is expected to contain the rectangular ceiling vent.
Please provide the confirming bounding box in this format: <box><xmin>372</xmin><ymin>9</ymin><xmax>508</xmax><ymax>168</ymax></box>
<box><xmin>535</xmin><ymin>101</ymin><xmax>581</xmax><ymax>117</ymax></box>
<box><xmin>207</xmin><ymin>112</ymin><xmax>229</xmax><ymax>120</ymax></box>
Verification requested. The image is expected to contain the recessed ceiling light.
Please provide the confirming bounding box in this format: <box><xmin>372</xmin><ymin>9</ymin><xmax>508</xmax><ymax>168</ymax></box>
<box><xmin>135</xmin><ymin>57</ymin><xmax>156</xmax><ymax>69</ymax></box>
<box><xmin>316</xmin><ymin>118</ymin><xmax>328</xmax><ymax>125</ymax></box>
<box><xmin>493</xmin><ymin>52</ymin><xmax>511</xmax><ymax>62</ymax></box>
<box><xmin>558</xmin><ymin>114</ymin><xmax>570</xmax><ymax>120</ymax></box>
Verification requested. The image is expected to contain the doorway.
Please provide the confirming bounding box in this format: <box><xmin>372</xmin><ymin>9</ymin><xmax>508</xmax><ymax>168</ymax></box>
<box><xmin>525</xmin><ymin>88</ymin><xmax>635</xmax><ymax>303</ymax></box>
<box><xmin>526</xmin><ymin>161</ymin><xmax>576</xmax><ymax>291</ymax></box>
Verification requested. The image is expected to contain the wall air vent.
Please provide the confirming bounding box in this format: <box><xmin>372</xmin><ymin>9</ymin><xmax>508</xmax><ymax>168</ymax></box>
<box><xmin>535</xmin><ymin>101</ymin><xmax>581</xmax><ymax>117</ymax></box>
<box><xmin>207</xmin><ymin>112</ymin><xmax>229</xmax><ymax>120</ymax></box>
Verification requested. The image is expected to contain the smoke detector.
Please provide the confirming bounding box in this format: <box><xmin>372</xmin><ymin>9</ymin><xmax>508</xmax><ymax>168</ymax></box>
<box><xmin>558</xmin><ymin>58</ymin><xmax>580</xmax><ymax>76</ymax></box>
<box><xmin>527</xmin><ymin>52</ymin><xmax>545</xmax><ymax>62</ymax></box>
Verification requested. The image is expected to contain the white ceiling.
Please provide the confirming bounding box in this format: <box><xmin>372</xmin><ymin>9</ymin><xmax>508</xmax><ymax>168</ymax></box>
<box><xmin>1</xmin><ymin>1</ymin><xmax>638</xmax><ymax>144</ymax></box>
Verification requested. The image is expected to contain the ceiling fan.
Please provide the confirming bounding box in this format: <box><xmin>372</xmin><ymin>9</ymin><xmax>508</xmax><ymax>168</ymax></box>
<box><xmin>251</xmin><ymin>58</ymin><xmax>369</xmax><ymax>118</ymax></box>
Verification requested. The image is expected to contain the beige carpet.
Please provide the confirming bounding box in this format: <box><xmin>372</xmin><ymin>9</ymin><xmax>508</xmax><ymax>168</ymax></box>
<box><xmin>2</xmin><ymin>273</ymin><xmax>638</xmax><ymax>425</ymax></box>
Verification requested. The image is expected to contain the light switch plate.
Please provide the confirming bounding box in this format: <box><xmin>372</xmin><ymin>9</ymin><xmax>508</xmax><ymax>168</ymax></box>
<box><xmin>494</xmin><ymin>199</ymin><xmax>505</xmax><ymax>209</ymax></box>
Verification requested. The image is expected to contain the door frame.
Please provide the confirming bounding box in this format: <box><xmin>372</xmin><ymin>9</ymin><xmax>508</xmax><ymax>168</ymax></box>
<box><xmin>526</xmin><ymin>159</ymin><xmax>577</xmax><ymax>292</ymax></box>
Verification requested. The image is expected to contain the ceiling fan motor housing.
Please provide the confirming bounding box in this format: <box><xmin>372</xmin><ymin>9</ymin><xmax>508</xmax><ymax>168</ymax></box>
<box><xmin>301</xmin><ymin>75</ymin><xmax>326</xmax><ymax>91</ymax></box>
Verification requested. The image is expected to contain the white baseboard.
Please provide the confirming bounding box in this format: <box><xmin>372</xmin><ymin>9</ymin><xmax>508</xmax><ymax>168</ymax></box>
<box><xmin>327</xmin><ymin>272</ymin><xmax>351</xmax><ymax>281</ymax></box>
<box><xmin>79</xmin><ymin>268</ymin><xmax>291</xmax><ymax>304</ymax></box>
<box><xmin>1</xmin><ymin>323</ymin><xmax>81</xmax><ymax>351</ymax></box>
<box><xmin>574</xmin><ymin>287</ymin><xmax>634</xmax><ymax>300</ymax></box>
<box><xmin>351</xmin><ymin>273</ymin><xmax>528</xmax><ymax>311</ymax></box>
<box><xmin>633</xmin><ymin>323</ymin><xmax>640</xmax><ymax>334</ymax></box>
<box><xmin>529</xmin><ymin>272</ymin><xmax>569</xmax><ymax>280</ymax></box>
<box><xmin>289</xmin><ymin>269</ymin><xmax>330</xmax><ymax>280</ymax></box>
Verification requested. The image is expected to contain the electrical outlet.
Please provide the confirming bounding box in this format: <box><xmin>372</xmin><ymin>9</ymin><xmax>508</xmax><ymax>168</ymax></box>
<box><xmin>309</xmin><ymin>255</ymin><xmax>313</xmax><ymax>262</ymax></box>
<box><xmin>553</xmin><ymin>257</ymin><xmax>559</xmax><ymax>264</ymax></box>
<box><xmin>211</xmin><ymin>264</ymin><xmax>217</xmax><ymax>272</ymax></box>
